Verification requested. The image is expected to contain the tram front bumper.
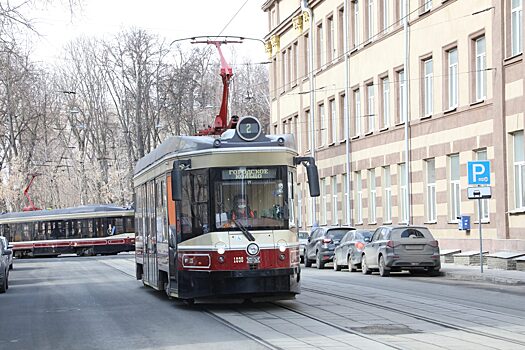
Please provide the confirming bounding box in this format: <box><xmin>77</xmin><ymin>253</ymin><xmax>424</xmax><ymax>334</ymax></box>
<box><xmin>178</xmin><ymin>267</ymin><xmax>301</xmax><ymax>299</ymax></box>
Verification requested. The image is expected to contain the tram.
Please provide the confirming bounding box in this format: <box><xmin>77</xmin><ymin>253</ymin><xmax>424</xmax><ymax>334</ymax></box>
<box><xmin>0</xmin><ymin>205</ymin><xmax>135</xmax><ymax>257</ymax></box>
<box><xmin>134</xmin><ymin>116</ymin><xmax>320</xmax><ymax>301</ymax></box>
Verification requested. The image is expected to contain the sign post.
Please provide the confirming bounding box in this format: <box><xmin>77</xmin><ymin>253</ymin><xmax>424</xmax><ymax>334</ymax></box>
<box><xmin>467</xmin><ymin>161</ymin><xmax>491</xmax><ymax>273</ymax></box>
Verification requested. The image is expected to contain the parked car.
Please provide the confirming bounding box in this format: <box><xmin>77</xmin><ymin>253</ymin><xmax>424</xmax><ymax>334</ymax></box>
<box><xmin>297</xmin><ymin>231</ymin><xmax>309</xmax><ymax>263</ymax></box>
<box><xmin>361</xmin><ymin>226</ymin><xmax>441</xmax><ymax>277</ymax></box>
<box><xmin>333</xmin><ymin>229</ymin><xmax>373</xmax><ymax>272</ymax></box>
<box><xmin>0</xmin><ymin>236</ymin><xmax>12</xmax><ymax>293</ymax></box>
<box><xmin>0</xmin><ymin>236</ymin><xmax>13</xmax><ymax>270</ymax></box>
<box><xmin>304</xmin><ymin>226</ymin><xmax>355</xmax><ymax>269</ymax></box>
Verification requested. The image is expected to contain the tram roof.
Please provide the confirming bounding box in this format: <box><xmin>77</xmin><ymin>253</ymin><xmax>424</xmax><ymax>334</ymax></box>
<box><xmin>0</xmin><ymin>204</ymin><xmax>134</xmax><ymax>223</ymax></box>
<box><xmin>134</xmin><ymin>131</ymin><xmax>296</xmax><ymax>176</ymax></box>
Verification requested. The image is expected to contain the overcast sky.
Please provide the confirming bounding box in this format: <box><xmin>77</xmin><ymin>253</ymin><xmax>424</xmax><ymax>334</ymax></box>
<box><xmin>29</xmin><ymin>0</ymin><xmax>268</xmax><ymax>63</ymax></box>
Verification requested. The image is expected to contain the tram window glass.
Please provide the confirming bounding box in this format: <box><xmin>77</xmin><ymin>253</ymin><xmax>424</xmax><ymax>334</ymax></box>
<box><xmin>288</xmin><ymin>169</ymin><xmax>296</xmax><ymax>227</ymax></box>
<box><xmin>179</xmin><ymin>170</ymin><xmax>209</xmax><ymax>241</ymax></box>
<box><xmin>212</xmin><ymin>166</ymin><xmax>288</xmax><ymax>231</ymax></box>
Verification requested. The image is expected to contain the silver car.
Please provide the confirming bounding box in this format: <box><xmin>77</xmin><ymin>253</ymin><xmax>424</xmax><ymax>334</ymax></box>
<box><xmin>0</xmin><ymin>236</ymin><xmax>13</xmax><ymax>270</ymax></box>
<box><xmin>333</xmin><ymin>230</ymin><xmax>372</xmax><ymax>271</ymax></box>
<box><xmin>0</xmin><ymin>236</ymin><xmax>12</xmax><ymax>293</ymax></box>
<box><xmin>298</xmin><ymin>231</ymin><xmax>309</xmax><ymax>263</ymax></box>
<box><xmin>361</xmin><ymin>226</ymin><xmax>441</xmax><ymax>277</ymax></box>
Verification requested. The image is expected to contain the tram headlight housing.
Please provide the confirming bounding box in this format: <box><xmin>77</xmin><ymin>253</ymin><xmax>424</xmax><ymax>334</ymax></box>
<box><xmin>246</xmin><ymin>243</ymin><xmax>259</xmax><ymax>256</ymax></box>
<box><xmin>215</xmin><ymin>242</ymin><xmax>226</xmax><ymax>255</ymax></box>
<box><xmin>277</xmin><ymin>240</ymin><xmax>287</xmax><ymax>253</ymax></box>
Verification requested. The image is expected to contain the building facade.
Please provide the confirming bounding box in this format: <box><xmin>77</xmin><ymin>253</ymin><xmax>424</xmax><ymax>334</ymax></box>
<box><xmin>262</xmin><ymin>0</ymin><xmax>524</xmax><ymax>251</ymax></box>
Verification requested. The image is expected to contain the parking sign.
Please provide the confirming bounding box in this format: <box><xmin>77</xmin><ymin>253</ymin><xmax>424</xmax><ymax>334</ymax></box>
<box><xmin>467</xmin><ymin>161</ymin><xmax>490</xmax><ymax>185</ymax></box>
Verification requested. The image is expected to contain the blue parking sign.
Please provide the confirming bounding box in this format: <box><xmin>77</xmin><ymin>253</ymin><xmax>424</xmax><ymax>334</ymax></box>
<box><xmin>467</xmin><ymin>161</ymin><xmax>490</xmax><ymax>185</ymax></box>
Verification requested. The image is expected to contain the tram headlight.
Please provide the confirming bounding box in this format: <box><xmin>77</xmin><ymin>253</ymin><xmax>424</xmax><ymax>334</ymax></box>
<box><xmin>246</xmin><ymin>243</ymin><xmax>260</xmax><ymax>256</ymax></box>
<box><xmin>277</xmin><ymin>240</ymin><xmax>287</xmax><ymax>253</ymax></box>
<box><xmin>215</xmin><ymin>242</ymin><xmax>226</xmax><ymax>255</ymax></box>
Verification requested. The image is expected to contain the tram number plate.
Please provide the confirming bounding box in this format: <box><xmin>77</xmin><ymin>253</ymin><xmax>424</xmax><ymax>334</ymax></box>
<box><xmin>247</xmin><ymin>256</ymin><xmax>260</xmax><ymax>264</ymax></box>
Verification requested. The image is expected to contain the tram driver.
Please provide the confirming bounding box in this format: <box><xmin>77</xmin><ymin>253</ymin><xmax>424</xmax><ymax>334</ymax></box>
<box><xmin>230</xmin><ymin>195</ymin><xmax>255</xmax><ymax>221</ymax></box>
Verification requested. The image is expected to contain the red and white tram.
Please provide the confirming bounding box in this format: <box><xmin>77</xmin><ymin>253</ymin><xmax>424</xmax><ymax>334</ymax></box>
<box><xmin>134</xmin><ymin>116</ymin><xmax>320</xmax><ymax>301</ymax></box>
<box><xmin>0</xmin><ymin>205</ymin><xmax>135</xmax><ymax>257</ymax></box>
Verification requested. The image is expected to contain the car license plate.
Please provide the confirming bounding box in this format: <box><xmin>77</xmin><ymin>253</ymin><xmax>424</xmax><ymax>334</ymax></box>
<box><xmin>405</xmin><ymin>245</ymin><xmax>423</xmax><ymax>250</ymax></box>
<box><xmin>247</xmin><ymin>256</ymin><xmax>260</xmax><ymax>264</ymax></box>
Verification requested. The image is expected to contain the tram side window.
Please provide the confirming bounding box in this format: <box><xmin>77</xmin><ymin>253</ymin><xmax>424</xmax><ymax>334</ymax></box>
<box><xmin>180</xmin><ymin>170</ymin><xmax>209</xmax><ymax>241</ymax></box>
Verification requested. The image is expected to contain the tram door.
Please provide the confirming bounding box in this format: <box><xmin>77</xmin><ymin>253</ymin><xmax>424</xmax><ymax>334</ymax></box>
<box><xmin>145</xmin><ymin>181</ymin><xmax>158</xmax><ymax>287</ymax></box>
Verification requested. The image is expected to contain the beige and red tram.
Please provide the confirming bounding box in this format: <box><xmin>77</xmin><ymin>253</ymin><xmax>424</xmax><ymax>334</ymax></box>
<box><xmin>134</xmin><ymin>116</ymin><xmax>319</xmax><ymax>301</ymax></box>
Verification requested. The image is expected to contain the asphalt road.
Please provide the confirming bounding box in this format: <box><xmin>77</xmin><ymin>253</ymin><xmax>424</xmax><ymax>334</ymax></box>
<box><xmin>1</xmin><ymin>255</ymin><xmax>525</xmax><ymax>350</ymax></box>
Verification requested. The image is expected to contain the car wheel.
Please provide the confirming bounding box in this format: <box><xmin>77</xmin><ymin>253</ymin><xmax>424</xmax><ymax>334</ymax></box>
<box><xmin>378</xmin><ymin>256</ymin><xmax>390</xmax><ymax>277</ymax></box>
<box><xmin>361</xmin><ymin>255</ymin><xmax>371</xmax><ymax>275</ymax></box>
<box><xmin>427</xmin><ymin>267</ymin><xmax>440</xmax><ymax>277</ymax></box>
<box><xmin>0</xmin><ymin>275</ymin><xmax>6</xmax><ymax>294</ymax></box>
<box><xmin>316</xmin><ymin>253</ymin><xmax>325</xmax><ymax>269</ymax></box>
<box><xmin>304</xmin><ymin>251</ymin><xmax>312</xmax><ymax>267</ymax></box>
<box><xmin>348</xmin><ymin>257</ymin><xmax>357</xmax><ymax>272</ymax></box>
<box><xmin>333</xmin><ymin>256</ymin><xmax>341</xmax><ymax>271</ymax></box>
<box><xmin>9</xmin><ymin>263</ymin><xmax>13</xmax><ymax>271</ymax></box>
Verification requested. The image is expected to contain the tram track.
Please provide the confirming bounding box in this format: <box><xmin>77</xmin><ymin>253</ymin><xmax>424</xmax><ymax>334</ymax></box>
<box><xmin>300</xmin><ymin>286</ymin><xmax>525</xmax><ymax>348</ymax></box>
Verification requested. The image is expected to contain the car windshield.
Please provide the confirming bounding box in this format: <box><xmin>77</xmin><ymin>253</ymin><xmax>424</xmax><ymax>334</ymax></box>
<box><xmin>356</xmin><ymin>231</ymin><xmax>372</xmax><ymax>240</ymax></box>
<box><xmin>298</xmin><ymin>232</ymin><xmax>308</xmax><ymax>239</ymax></box>
<box><xmin>326</xmin><ymin>229</ymin><xmax>351</xmax><ymax>240</ymax></box>
<box><xmin>212</xmin><ymin>166</ymin><xmax>288</xmax><ymax>231</ymax></box>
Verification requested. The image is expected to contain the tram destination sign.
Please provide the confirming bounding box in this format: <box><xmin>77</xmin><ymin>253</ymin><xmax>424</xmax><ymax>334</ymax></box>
<box><xmin>222</xmin><ymin>168</ymin><xmax>277</xmax><ymax>180</ymax></box>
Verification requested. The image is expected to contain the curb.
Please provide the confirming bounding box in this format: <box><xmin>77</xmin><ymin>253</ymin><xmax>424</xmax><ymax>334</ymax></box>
<box><xmin>441</xmin><ymin>271</ymin><xmax>525</xmax><ymax>286</ymax></box>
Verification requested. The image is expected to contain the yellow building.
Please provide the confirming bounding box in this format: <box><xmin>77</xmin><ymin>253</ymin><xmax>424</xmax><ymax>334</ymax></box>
<box><xmin>263</xmin><ymin>0</ymin><xmax>524</xmax><ymax>251</ymax></box>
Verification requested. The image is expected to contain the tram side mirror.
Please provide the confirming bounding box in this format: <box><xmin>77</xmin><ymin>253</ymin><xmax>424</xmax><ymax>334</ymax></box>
<box><xmin>294</xmin><ymin>156</ymin><xmax>320</xmax><ymax>197</ymax></box>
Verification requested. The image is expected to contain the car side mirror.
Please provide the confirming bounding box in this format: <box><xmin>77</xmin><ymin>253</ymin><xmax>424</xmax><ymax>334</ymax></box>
<box><xmin>3</xmin><ymin>249</ymin><xmax>12</xmax><ymax>256</ymax></box>
<box><xmin>364</xmin><ymin>237</ymin><xmax>371</xmax><ymax>243</ymax></box>
<box><xmin>307</xmin><ymin>236</ymin><xmax>311</xmax><ymax>242</ymax></box>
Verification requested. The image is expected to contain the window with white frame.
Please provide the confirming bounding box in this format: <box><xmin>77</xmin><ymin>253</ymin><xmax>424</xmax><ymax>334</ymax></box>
<box><xmin>448</xmin><ymin>48</ymin><xmax>458</xmax><ymax>109</ymax></box>
<box><xmin>281</xmin><ymin>50</ymin><xmax>287</xmax><ymax>93</ymax></box>
<box><xmin>319</xmin><ymin>103</ymin><xmax>326</xmax><ymax>147</ymax></box>
<box><xmin>476</xmin><ymin>149</ymin><xmax>490</xmax><ymax>221</ymax></box>
<box><xmin>475</xmin><ymin>36</ymin><xmax>487</xmax><ymax>101</ymax></box>
<box><xmin>356</xmin><ymin>171</ymin><xmax>363</xmax><ymax>224</ymax></box>
<box><xmin>321</xmin><ymin>177</ymin><xmax>327</xmax><ymax>225</ymax></box>
<box><xmin>305</xmin><ymin>109</ymin><xmax>310</xmax><ymax>152</ymax></box>
<box><xmin>511</xmin><ymin>0</ymin><xmax>523</xmax><ymax>56</ymax></box>
<box><xmin>399</xmin><ymin>163</ymin><xmax>408</xmax><ymax>223</ymax></box>
<box><xmin>304</xmin><ymin>34</ymin><xmax>309</xmax><ymax>75</ymax></box>
<box><xmin>367</xmin><ymin>83</ymin><xmax>375</xmax><ymax>132</ymax></box>
<box><xmin>307</xmin><ymin>185</ymin><xmax>313</xmax><ymax>226</ymax></box>
<box><xmin>382</xmin><ymin>77</ymin><xmax>390</xmax><ymax>128</ymax></box>
<box><xmin>367</xmin><ymin>0</ymin><xmax>374</xmax><ymax>41</ymax></box>
<box><xmin>423</xmin><ymin>58</ymin><xmax>433</xmax><ymax>116</ymax></box>
<box><xmin>330</xmin><ymin>99</ymin><xmax>337</xmax><ymax>144</ymax></box>
<box><xmin>317</xmin><ymin>23</ymin><xmax>324</xmax><ymax>69</ymax></box>
<box><xmin>354</xmin><ymin>1</ymin><xmax>360</xmax><ymax>47</ymax></box>
<box><xmin>332</xmin><ymin>176</ymin><xmax>338</xmax><ymax>225</ymax></box>
<box><xmin>423</xmin><ymin>0</ymin><xmax>432</xmax><ymax>12</ymax></box>
<box><xmin>338</xmin><ymin>7</ymin><xmax>345</xmax><ymax>55</ymax></box>
<box><xmin>342</xmin><ymin>173</ymin><xmax>349</xmax><ymax>224</ymax></box>
<box><xmin>449</xmin><ymin>154</ymin><xmax>461</xmax><ymax>221</ymax></box>
<box><xmin>383</xmin><ymin>166</ymin><xmax>392</xmax><ymax>222</ymax></box>
<box><xmin>339</xmin><ymin>93</ymin><xmax>346</xmax><ymax>140</ymax></box>
<box><xmin>293</xmin><ymin>42</ymin><xmax>299</xmax><ymax>86</ymax></box>
<box><xmin>398</xmin><ymin>69</ymin><xmax>406</xmax><ymax>123</ymax></box>
<box><xmin>399</xmin><ymin>0</ymin><xmax>407</xmax><ymax>21</ymax></box>
<box><xmin>514</xmin><ymin>131</ymin><xmax>525</xmax><ymax>209</ymax></box>
<box><xmin>426</xmin><ymin>158</ymin><xmax>437</xmax><ymax>222</ymax></box>
<box><xmin>382</xmin><ymin>0</ymin><xmax>389</xmax><ymax>32</ymax></box>
<box><xmin>369</xmin><ymin>169</ymin><xmax>377</xmax><ymax>223</ymax></box>
<box><xmin>354</xmin><ymin>89</ymin><xmax>361</xmax><ymax>136</ymax></box>
<box><xmin>297</xmin><ymin>186</ymin><xmax>303</xmax><ymax>227</ymax></box>
<box><xmin>329</xmin><ymin>15</ymin><xmax>335</xmax><ymax>62</ymax></box>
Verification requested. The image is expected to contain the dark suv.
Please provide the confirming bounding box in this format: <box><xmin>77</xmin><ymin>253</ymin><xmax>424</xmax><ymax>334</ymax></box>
<box><xmin>0</xmin><ymin>236</ymin><xmax>12</xmax><ymax>293</ymax></box>
<box><xmin>304</xmin><ymin>226</ymin><xmax>355</xmax><ymax>269</ymax></box>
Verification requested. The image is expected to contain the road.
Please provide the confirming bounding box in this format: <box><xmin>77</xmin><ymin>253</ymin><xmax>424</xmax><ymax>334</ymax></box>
<box><xmin>1</xmin><ymin>255</ymin><xmax>524</xmax><ymax>350</ymax></box>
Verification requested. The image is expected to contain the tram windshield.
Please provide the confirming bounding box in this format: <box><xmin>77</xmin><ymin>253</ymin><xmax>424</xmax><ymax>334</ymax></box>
<box><xmin>212</xmin><ymin>166</ymin><xmax>288</xmax><ymax>231</ymax></box>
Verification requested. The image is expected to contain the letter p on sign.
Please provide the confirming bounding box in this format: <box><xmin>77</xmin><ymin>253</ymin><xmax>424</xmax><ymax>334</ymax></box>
<box><xmin>467</xmin><ymin>161</ymin><xmax>491</xmax><ymax>185</ymax></box>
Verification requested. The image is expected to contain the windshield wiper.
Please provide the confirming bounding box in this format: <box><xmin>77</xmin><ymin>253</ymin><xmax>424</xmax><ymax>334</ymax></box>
<box><xmin>232</xmin><ymin>218</ymin><xmax>256</xmax><ymax>241</ymax></box>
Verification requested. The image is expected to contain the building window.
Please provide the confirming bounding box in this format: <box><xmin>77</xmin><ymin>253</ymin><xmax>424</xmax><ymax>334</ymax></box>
<box><xmin>511</xmin><ymin>0</ymin><xmax>523</xmax><ymax>56</ymax></box>
<box><xmin>476</xmin><ymin>149</ymin><xmax>490</xmax><ymax>222</ymax></box>
<box><xmin>381</xmin><ymin>0</ymin><xmax>389</xmax><ymax>33</ymax></box>
<box><xmin>317</xmin><ymin>23</ymin><xmax>324</xmax><ymax>69</ymax></box>
<box><xmin>304</xmin><ymin>33</ymin><xmax>309</xmax><ymax>75</ymax></box>
<box><xmin>339</xmin><ymin>93</ymin><xmax>347</xmax><ymax>140</ymax></box>
<box><xmin>354</xmin><ymin>88</ymin><xmax>361</xmax><ymax>136</ymax></box>
<box><xmin>304</xmin><ymin>109</ymin><xmax>310</xmax><ymax>152</ymax></box>
<box><xmin>367</xmin><ymin>0</ymin><xmax>374</xmax><ymax>41</ymax></box>
<box><xmin>272</xmin><ymin>57</ymin><xmax>277</xmax><ymax>98</ymax></box>
<box><xmin>514</xmin><ymin>131</ymin><xmax>525</xmax><ymax>209</ymax></box>
<box><xmin>328</xmin><ymin>15</ymin><xmax>335</xmax><ymax>62</ymax></box>
<box><xmin>423</xmin><ymin>58</ymin><xmax>433</xmax><ymax>117</ymax></box>
<box><xmin>399</xmin><ymin>163</ymin><xmax>408</xmax><ymax>223</ymax></box>
<box><xmin>399</xmin><ymin>0</ymin><xmax>407</xmax><ymax>22</ymax></box>
<box><xmin>329</xmin><ymin>99</ymin><xmax>337</xmax><ymax>144</ymax></box>
<box><xmin>353</xmin><ymin>0</ymin><xmax>360</xmax><ymax>48</ymax></box>
<box><xmin>369</xmin><ymin>169</ymin><xmax>377</xmax><ymax>223</ymax></box>
<box><xmin>338</xmin><ymin>7</ymin><xmax>345</xmax><ymax>55</ymax></box>
<box><xmin>297</xmin><ymin>186</ymin><xmax>303</xmax><ymax>227</ymax></box>
<box><xmin>292</xmin><ymin>42</ymin><xmax>299</xmax><ymax>86</ymax></box>
<box><xmin>426</xmin><ymin>158</ymin><xmax>437</xmax><ymax>222</ymax></box>
<box><xmin>367</xmin><ymin>83</ymin><xmax>375</xmax><ymax>132</ymax></box>
<box><xmin>383</xmin><ymin>165</ymin><xmax>392</xmax><ymax>223</ymax></box>
<box><xmin>449</xmin><ymin>154</ymin><xmax>461</xmax><ymax>221</ymax></box>
<box><xmin>321</xmin><ymin>178</ymin><xmax>327</xmax><ymax>225</ymax></box>
<box><xmin>475</xmin><ymin>36</ymin><xmax>487</xmax><ymax>101</ymax></box>
<box><xmin>281</xmin><ymin>50</ymin><xmax>287</xmax><ymax>93</ymax></box>
<box><xmin>381</xmin><ymin>76</ymin><xmax>390</xmax><ymax>128</ymax></box>
<box><xmin>342</xmin><ymin>173</ymin><xmax>349</xmax><ymax>224</ymax></box>
<box><xmin>319</xmin><ymin>103</ymin><xmax>326</xmax><ymax>147</ymax></box>
<box><xmin>355</xmin><ymin>171</ymin><xmax>363</xmax><ymax>224</ymax></box>
<box><xmin>397</xmin><ymin>69</ymin><xmax>406</xmax><ymax>123</ymax></box>
<box><xmin>307</xmin><ymin>186</ymin><xmax>313</xmax><ymax>226</ymax></box>
<box><xmin>448</xmin><ymin>48</ymin><xmax>458</xmax><ymax>109</ymax></box>
<box><xmin>294</xmin><ymin>115</ymin><xmax>300</xmax><ymax>152</ymax></box>
<box><xmin>332</xmin><ymin>176</ymin><xmax>338</xmax><ymax>225</ymax></box>
<box><xmin>422</xmin><ymin>0</ymin><xmax>432</xmax><ymax>13</ymax></box>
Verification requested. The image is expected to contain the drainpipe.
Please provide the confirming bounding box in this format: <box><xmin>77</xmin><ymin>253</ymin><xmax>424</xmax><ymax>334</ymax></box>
<box><xmin>301</xmin><ymin>0</ymin><xmax>317</xmax><ymax>225</ymax></box>
<box><xmin>344</xmin><ymin>0</ymin><xmax>352</xmax><ymax>225</ymax></box>
<box><xmin>403</xmin><ymin>0</ymin><xmax>411</xmax><ymax>224</ymax></box>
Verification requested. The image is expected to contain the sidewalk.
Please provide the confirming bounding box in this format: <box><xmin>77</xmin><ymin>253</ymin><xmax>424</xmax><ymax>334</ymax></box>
<box><xmin>440</xmin><ymin>263</ymin><xmax>525</xmax><ymax>286</ymax></box>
